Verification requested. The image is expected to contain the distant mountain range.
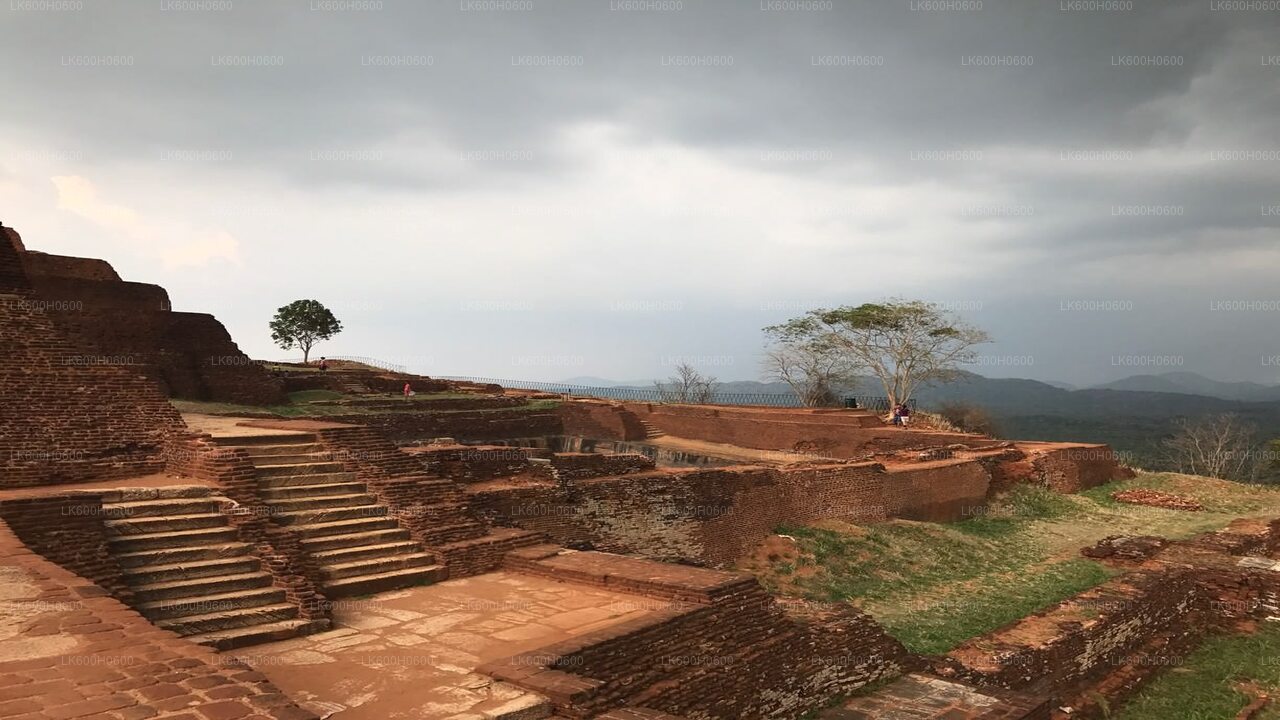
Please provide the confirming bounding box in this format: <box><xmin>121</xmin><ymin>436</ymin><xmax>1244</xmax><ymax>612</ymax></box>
<box><xmin>558</xmin><ymin>371</ymin><xmax>1280</xmax><ymax>472</ymax></box>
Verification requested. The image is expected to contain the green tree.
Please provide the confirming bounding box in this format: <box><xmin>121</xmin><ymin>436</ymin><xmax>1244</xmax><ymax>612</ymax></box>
<box><xmin>764</xmin><ymin>299</ymin><xmax>989</xmax><ymax>408</ymax></box>
<box><xmin>269</xmin><ymin>299</ymin><xmax>343</xmax><ymax>363</ymax></box>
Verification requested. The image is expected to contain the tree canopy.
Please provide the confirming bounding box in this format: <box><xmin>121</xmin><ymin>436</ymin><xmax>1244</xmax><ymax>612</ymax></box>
<box><xmin>764</xmin><ymin>299</ymin><xmax>990</xmax><ymax>408</ymax></box>
<box><xmin>269</xmin><ymin>299</ymin><xmax>343</xmax><ymax>363</ymax></box>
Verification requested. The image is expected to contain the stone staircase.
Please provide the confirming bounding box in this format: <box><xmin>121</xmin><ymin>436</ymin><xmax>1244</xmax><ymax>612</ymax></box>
<box><xmin>224</xmin><ymin>433</ymin><xmax>448</xmax><ymax>598</ymax></box>
<box><xmin>103</xmin><ymin>487</ymin><xmax>325</xmax><ymax>650</ymax></box>
<box><xmin>638</xmin><ymin>419</ymin><xmax>665</xmax><ymax>439</ymax></box>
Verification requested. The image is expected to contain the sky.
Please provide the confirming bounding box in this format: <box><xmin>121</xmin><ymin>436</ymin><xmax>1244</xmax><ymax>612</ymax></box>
<box><xmin>1</xmin><ymin>0</ymin><xmax>1278</xmax><ymax>387</ymax></box>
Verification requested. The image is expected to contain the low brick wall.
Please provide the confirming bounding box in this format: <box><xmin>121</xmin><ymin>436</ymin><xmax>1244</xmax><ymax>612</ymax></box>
<box><xmin>470</xmin><ymin>461</ymin><xmax>991</xmax><ymax>567</ymax></box>
<box><xmin>487</xmin><ymin>546</ymin><xmax>915</xmax><ymax>719</ymax></box>
<box><xmin>551</xmin><ymin>452</ymin><xmax>656</xmax><ymax>481</ymax></box>
<box><xmin>0</xmin><ymin>494</ymin><xmax>131</xmax><ymax>602</ymax></box>
<box><xmin>316</xmin><ymin>408</ymin><xmax>562</xmax><ymax>442</ymax></box>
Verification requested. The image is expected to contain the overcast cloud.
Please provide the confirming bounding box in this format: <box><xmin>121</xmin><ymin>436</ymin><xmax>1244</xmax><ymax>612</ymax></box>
<box><xmin>2</xmin><ymin>0</ymin><xmax>1278</xmax><ymax>386</ymax></box>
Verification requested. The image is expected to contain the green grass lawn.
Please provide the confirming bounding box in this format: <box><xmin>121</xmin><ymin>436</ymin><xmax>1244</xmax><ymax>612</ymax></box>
<box><xmin>1116</xmin><ymin>623</ymin><xmax>1280</xmax><ymax>720</ymax></box>
<box><xmin>751</xmin><ymin>476</ymin><xmax>1280</xmax><ymax>655</ymax></box>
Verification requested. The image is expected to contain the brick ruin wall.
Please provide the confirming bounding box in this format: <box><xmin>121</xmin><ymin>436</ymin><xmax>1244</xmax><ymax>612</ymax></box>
<box><xmin>1</xmin><ymin>232</ymin><xmax>186</xmax><ymax>488</ymax></box>
<box><xmin>488</xmin><ymin>547</ymin><xmax>916</xmax><ymax>719</ymax></box>
<box><xmin>0</xmin><ymin>494</ymin><xmax>133</xmax><ymax>602</ymax></box>
<box><xmin>931</xmin><ymin>520</ymin><xmax>1280</xmax><ymax>718</ymax></box>
<box><xmin>619</xmin><ymin>402</ymin><xmax>981</xmax><ymax>457</ymax></box>
<box><xmin>318</xmin><ymin>407</ymin><xmax>562</xmax><ymax>443</ymax></box>
<box><xmin>21</xmin><ymin>256</ymin><xmax>285</xmax><ymax>405</ymax></box>
<box><xmin>469</xmin><ymin>460</ymin><xmax>993</xmax><ymax>567</ymax></box>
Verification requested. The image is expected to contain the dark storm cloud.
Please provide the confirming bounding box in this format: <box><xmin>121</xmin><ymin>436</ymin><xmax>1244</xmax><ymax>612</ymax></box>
<box><xmin>1</xmin><ymin>0</ymin><xmax>1278</xmax><ymax>384</ymax></box>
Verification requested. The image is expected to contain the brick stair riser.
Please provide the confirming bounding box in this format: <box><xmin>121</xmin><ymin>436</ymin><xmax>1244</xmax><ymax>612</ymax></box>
<box><xmin>293</xmin><ymin>517</ymin><xmax>401</xmax><ymax>539</ymax></box>
<box><xmin>260</xmin><ymin>472</ymin><xmax>359</xmax><ymax>488</ymax></box>
<box><xmin>104</xmin><ymin>499</ymin><xmax>221</xmax><ymax>518</ymax></box>
<box><xmin>255</xmin><ymin>462</ymin><xmax>347</xmax><ymax>478</ymax></box>
<box><xmin>275</xmin><ymin>505</ymin><xmax>389</xmax><ymax>526</ymax></box>
<box><xmin>249</xmin><ymin>453</ymin><xmax>335</xmax><ymax>467</ymax></box>
<box><xmin>199</xmin><ymin>619</ymin><xmax>332</xmax><ymax>652</ymax></box>
<box><xmin>321</xmin><ymin>552</ymin><xmax>437</xmax><ymax>580</ymax></box>
<box><xmin>105</xmin><ymin>514</ymin><xmax>227</xmax><ymax>536</ymax></box>
<box><xmin>115</xmin><ymin>543</ymin><xmax>252</xmax><ymax>568</ymax></box>
<box><xmin>239</xmin><ymin>444</ymin><xmax>326</xmax><ymax>458</ymax></box>
<box><xmin>141</xmin><ymin>588</ymin><xmax>288</xmax><ymax>620</ymax></box>
<box><xmin>320</xmin><ymin>566</ymin><xmax>447</xmax><ymax>598</ymax></box>
<box><xmin>312</xmin><ymin>541</ymin><xmax>423</xmax><ymax>565</ymax></box>
<box><xmin>266</xmin><ymin>493</ymin><xmax>378</xmax><ymax>512</ymax></box>
<box><xmin>124</xmin><ymin>558</ymin><xmax>261</xmax><ymax>585</ymax></box>
<box><xmin>261</xmin><ymin>482</ymin><xmax>368</xmax><ymax>499</ymax></box>
<box><xmin>134</xmin><ymin>573</ymin><xmax>274</xmax><ymax>603</ymax></box>
<box><xmin>213</xmin><ymin>434</ymin><xmax>318</xmax><ymax>447</ymax></box>
<box><xmin>108</xmin><ymin>528</ymin><xmax>239</xmax><ymax>552</ymax></box>
<box><xmin>157</xmin><ymin>603</ymin><xmax>301</xmax><ymax>635</ymax></box>
<box><xmin>299</xmin><ymin>528</ymin><xmax>412</xmax><ymax>552</ymax></box>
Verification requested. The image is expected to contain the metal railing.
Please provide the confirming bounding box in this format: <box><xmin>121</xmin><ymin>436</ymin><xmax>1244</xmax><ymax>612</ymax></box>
<box><xmin>437</xmin><ymin>375</ymin><xmax>907</xmax><ymax>412</ymax></box>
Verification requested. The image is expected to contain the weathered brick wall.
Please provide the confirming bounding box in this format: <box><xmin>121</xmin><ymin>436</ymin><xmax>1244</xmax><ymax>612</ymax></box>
<box><xmin>0</xmin><ymin>494</ymin><xmax>131</xmax><ymax>601</ymax></box>
<box><xmin>1021</xmin><ymin>443</ymin><xmax>1126</xmax><ymax>492</ymax></box>
<box><xmin>0</xmin><ymin>288</ymin><xmax>185</xmax><ymax>488</ymax></box>
<box><xmin>488</xmin><ymin>548</ymin><xmax>915</xmax><ymax>719</ymax></box>
<box><xmin>317</xmin><ymin>408</ymin><xmax>562</xmax><ymax>442</ymax></box>
<box><xmin>408</xmin><ymin>444</ymin><xmax>535</xmax><ymax>482</ymax></box>
<box><xmin>882</xmin><ymin>460</ymin><xmax>992</xmax><ymax>522</ymax></box>
<box><xmin>557</xmin><ymin>400</ymin><xmax>649</xmax><ymax>441</ymax></box>
<box><xmin>941</xmin><ymin>570</ymin><xmax>1209</xmax><ymax>698</ymax></box>
<box><xmin>551</xmin><ymin>452</ymin><xmax>656</xmax><ymax>480</ymax></box>
<box><xmin>16</xmin><ymin>235</ymin><xmax>286</xmax><ymax>406</ymax></box>
<box><xmin>1</xmin><ymin>224</ymin><xmax>32</xmax><ymax>291</ymax></box>
<box><xmin>471</xmin><ymin>464</ymin><xmax>898</xmax><ymax>567</ymax></box>
<box><xmin>623</xmin><ymin>402</ymin><xmax>980</xmax><ymax>457</ymax></box>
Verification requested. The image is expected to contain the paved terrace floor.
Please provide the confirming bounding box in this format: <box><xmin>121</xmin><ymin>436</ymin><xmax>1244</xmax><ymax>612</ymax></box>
<box><xmin>229</xmin><ymin>572</ymin><xmax>668</xmax><ymax>719</ymax></box>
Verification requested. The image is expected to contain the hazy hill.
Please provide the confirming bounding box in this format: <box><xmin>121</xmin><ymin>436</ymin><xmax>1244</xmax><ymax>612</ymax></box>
<box><xmin>1093</xmin><ymin>371</ymin><xmax>1280</xmax><ymax>403</ymax></box>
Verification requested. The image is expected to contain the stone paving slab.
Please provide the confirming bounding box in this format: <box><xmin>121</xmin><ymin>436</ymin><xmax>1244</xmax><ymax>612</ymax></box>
<box><xmin>229</xmin><ymin>572</ymin><xmax>667</xmax><ymax>719</ymax></box>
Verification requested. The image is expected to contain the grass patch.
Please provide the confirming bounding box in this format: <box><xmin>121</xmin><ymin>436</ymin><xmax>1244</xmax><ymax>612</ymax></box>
<box><xmin>1115</xmin><ymin>623</ymin><xmax>1280</xmax><ymax>720</ymax></box>
<box><xmin>753</xmin><ymin>474</ymin><xmax>1280</xmax><ymax>655</ymax></box>
<box><xmin>288</xmin><ymin>389</ymin><xmax>344</xmax><ymax>403</ymax></box>
<box><xmin>879</xmin><ymin>559</ymin><xmax>1114</xmax><ymax>655</ymax></box>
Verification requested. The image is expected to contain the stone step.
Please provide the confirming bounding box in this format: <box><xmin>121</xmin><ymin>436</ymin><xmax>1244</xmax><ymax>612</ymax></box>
<box><xmin>104</xmin><ymin>512</ymin><xmax>228</xmax><ymax>536</ymax></box>
<box><xmin>293</xmin><ymin>517</ymin><xmax>401</xmax><ymax>539</ymax></box>
<box><xmin>249</xmin><ymin>453</ymin><xmax>335</xmax><ymax>467</ymax></box>
<box><xmin>259</xmin><ymin>472</ymin><xmax>359</xmax><ymax>488</ymax></box>
<box><xmin>114</xmin><ymin>542</ymin><xmax>253</xmax><ymax>569</ymax></box>
<box><xmin>122</xmin><ymin>556</ymin><xmax>261</xmax><ymax>585</ymax></box>
<box><xmin>104</xmin><ymin>497</ymin><xmax>222</xmax><ymax>519</ymax></box>
<box><xmin>108</xmin><ymin>527</ymin><xmax>240</xmax><ymax>553</ymax></box>
<box><xmin>311</xmin><ymin>540</ymin><xmax>424</xmax><ymax>565</ymax></box>
<box><xmin>264</xmin><ymin>493</ymin><xmax>378</xmax><ymax>513</ymax></box>
<box><xmin>155</xmin><ymin>602</ymin><xmax>300</xmax><ymax>636</ymax></box>
<box><xmin>185</xmin><ymin>618</ymin><xmax>326</xmax><ymax>652</ymax></box>
<box><xmin>138</xmin><ymin>586</ymin><xmax>287</xmax><ymax>620</ymax></box>
<box><xmin>261</xmin><ymin>482</ymin><xmax>368</xmax><ymax>500</ymax></box>
<box><xmin>239</xmin><ymin>443</ymin><xmax>326</xmax><ymax>458</ymax></box>
<box><xmin>213</xmin><ymin>433</ymin><xmax>318</xmax><ymax>447</ymax></box>
<box><xmin>132</xmin><ymin>571</ymin><xmax>275</xmax><ymax>603</ymax></box>
<box><xmin>320</xmin><ymin>565</ymin><xmax>447</xmax><ymax>598</ymax></box>
<box><xmin>300</xmin><ymin>528</ymin><xmax>413</xmax><ymax>552</ymax></box>
<box><xmin>274</xmin><ymin>504</ymin><xmax>389</xmax><ymax>526</ymax></box>
<box><xmin>255</xmin><ymin>462</ymin><xmax>347</xmax><ymax>478</ymax></box>
<box><xmin>320</xmin><ymin>551</ymin><xmax>438</xmax><ymax>580</ymax></box>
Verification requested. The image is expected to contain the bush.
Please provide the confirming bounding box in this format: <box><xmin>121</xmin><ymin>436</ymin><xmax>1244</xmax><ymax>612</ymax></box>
<box><xmin>937</xmin><ymin>401</ymin><xmax>1000</xmax><ymax>436</ymax></box>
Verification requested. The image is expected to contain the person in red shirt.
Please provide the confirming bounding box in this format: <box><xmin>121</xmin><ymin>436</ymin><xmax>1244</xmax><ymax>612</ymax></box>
<box><xmin>403</xmin><ymin>382</ymin><xmax>412</xmax><ymax>400</ymax></box>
